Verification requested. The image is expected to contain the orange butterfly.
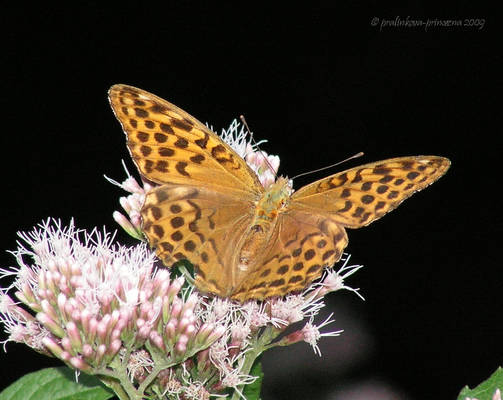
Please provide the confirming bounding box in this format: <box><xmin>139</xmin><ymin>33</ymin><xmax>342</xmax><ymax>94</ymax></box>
<box><xmin>109</xmin><ymin>84</ymin><xmax>450</xmax><ymax>302</ymax></box>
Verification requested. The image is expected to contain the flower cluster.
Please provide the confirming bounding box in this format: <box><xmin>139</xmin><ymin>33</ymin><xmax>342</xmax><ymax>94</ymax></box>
<box><xmin>0</xmin><ymin>219</ymin><xmax>361</xmax><ymax>399</ymax></box>
<box><xmin>0</xmin><ymin>120</ymin><xmax>363</xmax><ymax>399</ymax></box>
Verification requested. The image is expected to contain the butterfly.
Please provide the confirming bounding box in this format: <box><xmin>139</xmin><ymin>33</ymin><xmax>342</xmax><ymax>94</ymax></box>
<box><xmin>108</xmin><ymin>84</ymin><xmax>450</xmax><ymax>302</ymax></box>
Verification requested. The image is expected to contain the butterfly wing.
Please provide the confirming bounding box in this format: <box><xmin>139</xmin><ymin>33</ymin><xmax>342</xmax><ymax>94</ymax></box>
<box><xmin>108</xmin><ymin>84</ymin><xmax>263</xmax><ymax>193</ymax></box>
<box><xmin>231</xmin><ymin>209</ymin><xmax>348</xmax><ymax>302</ymax></box>
<box><xmin>142</xmin><ymin>184</ymin><xmax>255</xmax><ymax>297</ymax></box>
<box><xmin>230</xmin><ymin>156</ymin><xmax>450</xmax><ymax>301</ymax></box>
<box><xmin>291</xmin><ymin>156</ymin><xmax>450</xmax><ymax>228</ymax></box>
<box><xmin>109</xmin><ymin>85</ymin><xmax>265</xmax><ymax>295</ymax></box>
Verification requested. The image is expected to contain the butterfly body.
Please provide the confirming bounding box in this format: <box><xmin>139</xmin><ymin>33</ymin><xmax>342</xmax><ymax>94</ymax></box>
<box><xmin>237</xmin><ymin>177</ymin><xmax>291</xmax><ymax>271</ymax></box>
<box><xmin>254</xmin><ymin>176</ymin><xmax>291</xmax><ymax>222</ymax></box>
<box><xmin>109</xmin><ymin>84</ymin><xmax>451</xmax><ymax>302</ymax></box>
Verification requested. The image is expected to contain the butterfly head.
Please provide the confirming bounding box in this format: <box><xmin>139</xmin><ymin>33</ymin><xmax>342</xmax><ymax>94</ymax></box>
<box><xmin>255</xmin><ymin>176</ymin><xmax>292</xmax><ymax>221</ymax></box>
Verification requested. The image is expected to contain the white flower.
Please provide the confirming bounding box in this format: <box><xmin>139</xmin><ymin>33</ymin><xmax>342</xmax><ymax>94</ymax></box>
<box><xmin>218</xmin><ymin>119</ymin><xmax>280</xmax><ymax>188</ymax></box>
<box><xmin>301</xmin><ymin>314</ymin><xmax>342</xmax><ymax>356</ymax></box>
<box><xmin>218</xmin><ymin>119</ymin><xmax>255</xmax><ymax>158</ymax></box>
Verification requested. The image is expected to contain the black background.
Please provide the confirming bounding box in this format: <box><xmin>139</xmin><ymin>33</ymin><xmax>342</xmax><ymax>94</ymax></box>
<box><xmin>1</xmin><ymin>3</ymin><xmax>500</xmax><ymax>399</ymax></box>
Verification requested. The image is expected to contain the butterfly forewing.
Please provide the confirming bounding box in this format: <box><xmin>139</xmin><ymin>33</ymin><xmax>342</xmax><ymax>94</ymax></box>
<box><xmin>108</xmin><ymin>84</ymin><xmax>262</xmax><ymax>193</ymax></box>
<box><xmin>291</xmin><ymin>156</ymin><xmax>450</xmax><ymax>228</ymax></box>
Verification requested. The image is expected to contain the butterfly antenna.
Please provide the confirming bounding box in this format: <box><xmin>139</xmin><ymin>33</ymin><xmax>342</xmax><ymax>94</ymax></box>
<box><xmin>240</xmin><ymin>114</ymin><xmax>253</xmax><ymax>142</ymax></box>
<box><xmin>240</xmin><ymin>114</ymin><xmax>278</xmax><ymax>178</ymax></box>
<box><xmin>291</xmin><ymin>152</ymin><xmax>365</xmax><ymax>180</ymax></box>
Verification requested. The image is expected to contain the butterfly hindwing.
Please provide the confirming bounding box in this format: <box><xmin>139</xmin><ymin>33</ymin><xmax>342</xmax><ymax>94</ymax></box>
<box><xmin>231</xmin><ymin>210</ymin><xmax>348</xmax><ymax>302</ymax></box>
<box><xmin>142</xmin><ymin>183</ymin><xmax>255</xmax><ymax>296</ymax></box>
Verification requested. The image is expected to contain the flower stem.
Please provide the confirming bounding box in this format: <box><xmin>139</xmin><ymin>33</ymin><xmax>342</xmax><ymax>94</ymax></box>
<box><xmin>230</xmin><ymin>326</ymin><xmax>281</xmax><ymax>400</ymax></box>
<box><xmin>99</xmin><ymin>376</ymin><xmax>131</xmax><ymax>400</ymax></box>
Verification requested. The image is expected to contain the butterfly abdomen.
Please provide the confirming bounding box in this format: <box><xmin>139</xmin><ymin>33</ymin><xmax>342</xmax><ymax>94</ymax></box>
<box><xmin>238</xmin><ymin>225</ymin><xmax>269</xmax><ymax>271</ymax></box>
<box><xmin>235</xmin><ymin>178</ymin><xmax>292</xmax><ymax>279</ymax></box>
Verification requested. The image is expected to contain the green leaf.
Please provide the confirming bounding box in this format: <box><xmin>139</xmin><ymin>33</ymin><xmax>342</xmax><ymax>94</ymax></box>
<box><xmin>457</xmin><ymin>366</ymin><xmax>503</xmax><ymax>400</ymax></box>
<box><xmin>0</xmin><ymin>367</ymin><xmax>114</xmax><ymax>400</ymax></box>
<box><xmin>172</xmin><ymin>260</ymin><xmax>194</xmax><ymax>278</ymax></box>
<box><xmin>172</xmin><ymin>260</ymin><xmax>197</xmax><ymax>293</ymax></box>
<box><xmin>242</xmin><ymin>360</ymin><xmax>264</xmax><ymax>400</ymax></box>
